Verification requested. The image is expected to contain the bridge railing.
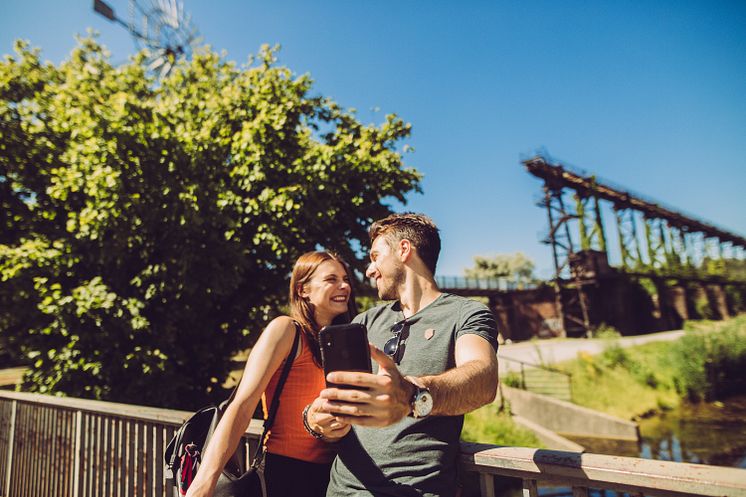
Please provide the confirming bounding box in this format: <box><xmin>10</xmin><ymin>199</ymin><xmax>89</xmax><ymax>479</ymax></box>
<box><xmin>435</xmin><ymin>276</ymin><xmax>539</xmax><ymax>292</ymax></box>
<box><xmin>499</xmin><ymin>357</ymin><xmax>573</xmax><ymax>402</ymax></box>
<box><xmin>2</xmin><ymin>390</ymin><xmax>746</xmax><ymax>497</ymax></box>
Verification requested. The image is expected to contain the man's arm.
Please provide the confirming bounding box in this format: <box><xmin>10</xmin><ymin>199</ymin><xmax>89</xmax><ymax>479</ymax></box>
<box><xmin>419</xmin><ymin>333</ymin><xmax>498</xmax><ymax>416</ymax></box>
<box><xmin>313</xmin><ymin>334</ymin><xmax>498</xmax><ymax>428</ymax></box>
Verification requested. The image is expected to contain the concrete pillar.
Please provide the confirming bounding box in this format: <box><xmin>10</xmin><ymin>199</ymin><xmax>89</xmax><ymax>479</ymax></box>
<box><xmin>705</xmin><ymin>284</ymin><xmax>730</xmax><ymax>320</ymax></box>
<box><xmin>667</xmin><ymin>284</ymin><xmax>689</xmax><ymax>322</ymax></box>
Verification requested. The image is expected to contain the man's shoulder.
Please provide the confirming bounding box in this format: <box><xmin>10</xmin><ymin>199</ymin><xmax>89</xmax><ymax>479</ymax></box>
<box><xmin>353</xmin><ymin>301</ymin><xmax>396</xmax><ymax>325</ymax></box>
<box><xmin>436</xmin><ymin>294</ymin><xmax>498</xmax><ymax>349</ymax></box>
<box><xmin>437</xmin><ymin>293</ymin><xmax>492</xmax><ymax>316</ymax></box>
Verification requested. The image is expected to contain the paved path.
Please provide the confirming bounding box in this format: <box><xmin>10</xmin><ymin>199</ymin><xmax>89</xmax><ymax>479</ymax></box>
<box><xmin>497</xmin><ymin>329</ymin><xmax>685</xmax><ymax>373</ymax></box>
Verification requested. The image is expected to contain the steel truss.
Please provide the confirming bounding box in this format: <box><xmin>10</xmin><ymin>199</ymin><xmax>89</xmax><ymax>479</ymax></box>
<box><xmin>524</xmin><ymin>155</ymin><xmax>746</xmax><ymax>336</ymax></box>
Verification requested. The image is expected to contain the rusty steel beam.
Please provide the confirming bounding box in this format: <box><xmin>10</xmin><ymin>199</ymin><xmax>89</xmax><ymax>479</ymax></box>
<box><xmin>523</xmin><ymin>156</ymin><xmax>746</xmax><ymax>248</ymax></box>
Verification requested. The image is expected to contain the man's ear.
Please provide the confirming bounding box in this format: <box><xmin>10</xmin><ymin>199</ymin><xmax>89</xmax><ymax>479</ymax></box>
<box><xmin>398</xmin><ymin>239</ymin><xmax>413</xmax><ymax>262</ymax></box>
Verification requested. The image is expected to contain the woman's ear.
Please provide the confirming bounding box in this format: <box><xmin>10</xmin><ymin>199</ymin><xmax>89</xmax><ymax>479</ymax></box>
<box><xmin>297</xmin><ymin>283</ymin><xmax>309</xmax><ymax>299</ymax></box>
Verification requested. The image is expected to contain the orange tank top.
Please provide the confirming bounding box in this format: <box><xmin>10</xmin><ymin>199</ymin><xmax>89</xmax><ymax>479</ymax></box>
<box><xmin>261</xmin><ymin>331</ymin><xmax>335</xmax><ymax>464</ymax></box>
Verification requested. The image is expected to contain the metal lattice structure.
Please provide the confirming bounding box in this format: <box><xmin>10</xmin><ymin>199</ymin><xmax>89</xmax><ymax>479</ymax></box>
<box><xmin>524</xmin><ymin>155</ymin><xmax>746</xmax><ymax>336</ymax></box>
<box><xmin>93</xmin><ymin>0</ymin><xmax>200</xmax><ymax>77</ymax></box>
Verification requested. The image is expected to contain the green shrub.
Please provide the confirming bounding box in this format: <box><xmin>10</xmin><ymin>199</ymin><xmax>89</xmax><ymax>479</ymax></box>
<box><xmin>501</xmin><ymin>372</ymin><xmax>523</xmax><ymax>388</ymax></box>
<box><xmin>592</xmin><ymin>323</ymin><xmax>622</xmax><ymax>339</ymax></box>
<box><xmin>671</xmin><ymin>315</ymin><xmax>746</xmax><ymax>401</ymax></box>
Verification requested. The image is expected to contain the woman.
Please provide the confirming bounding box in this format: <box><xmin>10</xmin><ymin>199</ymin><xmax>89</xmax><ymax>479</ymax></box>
<box><xmin>185</xmin><ymin>251</ymin><xmax>355</xmax><ymax>497</ymax></box>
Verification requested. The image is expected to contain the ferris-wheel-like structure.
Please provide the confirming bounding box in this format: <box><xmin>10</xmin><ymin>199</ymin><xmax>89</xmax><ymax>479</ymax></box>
<box><xmin>93</xmin><ymin>0</ymin><xmax>200</xmax><ymax>78</ymax></box>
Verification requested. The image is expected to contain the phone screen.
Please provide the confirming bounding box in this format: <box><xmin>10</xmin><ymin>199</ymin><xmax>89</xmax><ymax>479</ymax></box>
<box><xmin>319</xmin><ymin>323</ymin><xmax>372</xmax><ymax>389</ymax></box>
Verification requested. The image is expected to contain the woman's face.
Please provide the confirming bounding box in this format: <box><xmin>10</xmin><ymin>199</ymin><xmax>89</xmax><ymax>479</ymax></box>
<box><xmin>301</xmin><ymin>260</ymin><xmax>351</xmax><ymax>326</ymax></box>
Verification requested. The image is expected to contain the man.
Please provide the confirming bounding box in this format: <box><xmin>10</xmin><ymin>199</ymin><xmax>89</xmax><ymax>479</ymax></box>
<box><xmin>305</xmin><ymin>213</ymin><xmax>499</xmax><ymax>496</ymax></box>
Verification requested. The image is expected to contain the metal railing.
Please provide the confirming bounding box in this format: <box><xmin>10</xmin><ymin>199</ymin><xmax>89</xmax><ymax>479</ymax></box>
<box><xmin>499</xmin><ymin>357</ymin><xmax>573</xmax><ymax>402</ymax></box>
<box><xmin>435</xmin><ymin>276</ymin><xmax>539</xmax><ymax>292</ymax></box>
<box><xmin>2</xmin><ymin>391</ymin><xmax>746</xmax><ymax>497</ymax></box>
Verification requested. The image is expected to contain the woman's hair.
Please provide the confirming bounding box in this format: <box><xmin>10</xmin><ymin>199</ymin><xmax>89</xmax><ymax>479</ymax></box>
<box><xmin>289</xmin><ymin>251</ymin><xmax>357</xmax><ymax>366</ymax></box>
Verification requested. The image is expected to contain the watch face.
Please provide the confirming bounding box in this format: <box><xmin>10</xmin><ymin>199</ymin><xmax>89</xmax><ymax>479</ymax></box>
<box><xmin>414</xmin><ymin>389</ymin><xmax>433</xmax><ymax>417</ymax></box>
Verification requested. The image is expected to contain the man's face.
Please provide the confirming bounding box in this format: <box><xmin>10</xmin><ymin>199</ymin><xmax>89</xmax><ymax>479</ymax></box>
<box><xmin>366</xmin><ymin>235</ymin><xmax>404</xmax><ymax>300</ymax></box>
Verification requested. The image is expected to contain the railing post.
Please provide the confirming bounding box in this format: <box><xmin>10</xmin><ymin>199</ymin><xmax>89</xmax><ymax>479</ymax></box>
<box><xmin>479</xmin><ymin>473</ymin><xmax>495</xmax><ymax>497</ymax></box>
<box><xmin>572</xmin><ymin>487</ymin><xmax>589</xmax><ymax>497</ymax></box>
<box><xmin>72</xmin><ymin>409</ymin><xmax>83</xmax><ymax>497</ymax></box>
<box><xmin>522</xmin><ymin>479</ymin><xmax>538</xmax><ymax>497</ymax></box>
<box><xmin>520</xmin><ymin>363</ymin><xmax>526</xmax><ymax>389</ymax></box>
<box><xmin>3</xmin><ymin>400</ymin><xmax>17</xmax><ymax>497</ymax></box>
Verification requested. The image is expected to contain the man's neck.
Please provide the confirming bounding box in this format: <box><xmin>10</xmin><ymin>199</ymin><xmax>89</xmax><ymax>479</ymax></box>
<box><xmin>397</xmin><ymin>274</ymin><xmax>442</xmax><ymax>318</ymax></box>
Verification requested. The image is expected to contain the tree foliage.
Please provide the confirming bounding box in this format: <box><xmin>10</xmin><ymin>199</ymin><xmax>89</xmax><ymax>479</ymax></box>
<box><xmin>464</xmin><ymin>252</ymin><xmax>537</xmax><ymax>287</ymax></box>
<box><xmin>0</xmin><ymin>37</ymin><xmax>421</xmax><ymax>408</ymax></box>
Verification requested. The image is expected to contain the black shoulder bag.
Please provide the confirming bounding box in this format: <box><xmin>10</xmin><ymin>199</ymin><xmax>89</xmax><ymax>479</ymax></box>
<box><xmin>165</xmin><ymin>325</ymin><xmax>301</xmax><ymax>497</ymax></box>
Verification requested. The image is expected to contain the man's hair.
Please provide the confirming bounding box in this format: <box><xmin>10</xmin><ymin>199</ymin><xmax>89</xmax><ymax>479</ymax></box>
<box><xmin>369</xmin><ymin>213</ymin><xmax>441</xmax><ymax>275</ymax></box>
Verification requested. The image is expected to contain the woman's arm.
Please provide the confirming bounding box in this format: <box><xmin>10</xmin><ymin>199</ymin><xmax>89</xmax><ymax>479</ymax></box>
<box><xmin>185</xmin><ymin>316</ymin><xmax>298</xmax><ymax>497</ymax></box>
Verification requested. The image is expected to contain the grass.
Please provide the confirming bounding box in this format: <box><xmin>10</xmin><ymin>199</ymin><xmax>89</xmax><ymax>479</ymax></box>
<box><xmin>462</xmin><ymin>316</ymin><xmax>746</xmax><ymax>446</ymax></box>
<box><xmin>462</xmin><ymin>402</ymin><xmax>543</xmax><ymax>447</ymax></box>
<box><xmin>558</xmin><ymin>342</ymin><xmax>680</xmax><ymax>419</ymax></box>
<box><xmin>556</xmin><ymin>315</ymin><xmax>746</xmax><ymax>419</ymax></box>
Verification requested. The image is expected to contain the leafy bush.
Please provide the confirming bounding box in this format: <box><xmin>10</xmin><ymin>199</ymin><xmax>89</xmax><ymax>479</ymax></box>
<box><xmin>500</xmin><ymin>372</ymin><xmax>523</xmax><ymax>389</ymax></box>
<box><xmin>671</xmin><ymin>315</ymin><xmax>746</xmax><ymax>401</ymax></box>
<box><xmin>591</xmin><ymin>323</ymin><xmax>622</xmax><ymax>339</ymax></box>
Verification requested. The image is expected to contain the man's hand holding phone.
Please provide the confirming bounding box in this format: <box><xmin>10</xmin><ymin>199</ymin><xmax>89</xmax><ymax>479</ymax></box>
<box><xmin>319</xmin><ymin>344</ymin><xmax>416</xmax><ymax>427</ymax></box>
<box><xmin>313</xmin><ymin>323</ymin><xmax>416</xmax><ymax>429</ymax></box>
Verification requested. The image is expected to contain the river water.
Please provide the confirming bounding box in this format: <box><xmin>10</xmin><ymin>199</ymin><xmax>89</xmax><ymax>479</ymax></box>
<box><xmin>637</xmin><ymin>393</ymin><xmax>746</xmax><ymax>468</ymax></box>
<box><xmin>487</xmin><ymin>394</ymin><xmax>746</xmax><ymax>497</ymax></box>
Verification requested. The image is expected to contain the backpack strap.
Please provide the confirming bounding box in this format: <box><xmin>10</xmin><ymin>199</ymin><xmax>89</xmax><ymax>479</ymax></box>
<box><xmin>250</xmin><ymin>321</ymin><xmax>302</xmax><ymax>468</ymax></box>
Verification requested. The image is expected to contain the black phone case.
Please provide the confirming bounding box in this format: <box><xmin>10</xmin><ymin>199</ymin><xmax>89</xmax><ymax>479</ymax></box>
<box><xmin>319</xmin><ymin>323</ymin><xmax>372</xmax><ymax>389</ymax></box>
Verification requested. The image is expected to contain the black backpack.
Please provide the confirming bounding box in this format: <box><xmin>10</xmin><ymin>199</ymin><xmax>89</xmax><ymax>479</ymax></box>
<box><xmin>164</xmin><ymin>327</ymin><xmax>300</xmax><ymax>496</ymax></box>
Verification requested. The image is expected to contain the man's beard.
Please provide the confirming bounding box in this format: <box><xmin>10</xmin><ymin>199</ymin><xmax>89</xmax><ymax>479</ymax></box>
<box><xmin>377</xmin><ymin>265</ymin><xmax>405</xmax><ymax>300</ymax></box>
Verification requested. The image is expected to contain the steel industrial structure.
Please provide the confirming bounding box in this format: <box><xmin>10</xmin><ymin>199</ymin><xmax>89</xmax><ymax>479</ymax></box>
<box><xmin>93</xmin><ymin>0</ymin><xmax>200</xmax><ymax>77</ymax></box>
<box><xmin>524</xmin><ymin>155</ymin><xmax>746</xmax><ymax>336</ymax></box>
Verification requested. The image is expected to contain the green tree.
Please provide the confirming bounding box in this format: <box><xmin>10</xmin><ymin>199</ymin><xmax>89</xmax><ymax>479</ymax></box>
<box><xmin>0</xmin><ymin>37</ymin><xmax>421</xmax><ymax>408</ymax></box>
<box><xmin>464</xmin><ymin>252</ymin><xmax>537</xmax><ymax>288</ymax></box>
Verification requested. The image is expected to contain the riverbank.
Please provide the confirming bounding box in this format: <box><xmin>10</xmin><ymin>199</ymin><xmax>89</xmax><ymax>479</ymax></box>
<box><xmin>638</xmin><ymin>393</ymin><xmax>746</xmax><ymax>468</ymax></box>
<box><xmin>465</xmin><ymin>316</ymin><xmax>746</xmax><ymax>449</ymax></box>
<box><xmin>554</xmin><ymin>315</ymin><xmax>746</xmax><ymax>420</ymax></box>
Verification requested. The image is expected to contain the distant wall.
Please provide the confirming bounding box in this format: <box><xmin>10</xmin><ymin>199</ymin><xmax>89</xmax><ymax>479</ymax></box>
<box><xmin>489</xmin><ymin>285</ymin><xmax>558</xmax><ymax>341</ymax></box>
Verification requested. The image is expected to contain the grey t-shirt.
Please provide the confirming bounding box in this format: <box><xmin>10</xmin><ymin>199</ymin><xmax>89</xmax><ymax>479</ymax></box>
<box><xmin>327</xmin><ymin>293</ymin><xmax>498</xmax><ymax>497</ymax></box>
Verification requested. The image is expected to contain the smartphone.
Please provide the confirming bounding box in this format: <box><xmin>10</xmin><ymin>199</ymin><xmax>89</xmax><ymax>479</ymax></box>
<box><xmin>319</xmin><ymin>323</ymin><xmax>372</xmax><ymax>389</ymax></box>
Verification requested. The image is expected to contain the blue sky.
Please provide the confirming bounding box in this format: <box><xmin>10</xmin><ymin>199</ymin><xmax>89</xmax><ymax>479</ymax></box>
<box><xmin>2</xmin><ymin>1</ymin><xmax>745</xmax><ymax>278</ymax></box>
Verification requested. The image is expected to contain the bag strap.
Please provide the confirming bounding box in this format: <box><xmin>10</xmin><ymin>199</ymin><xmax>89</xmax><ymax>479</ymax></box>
<box><xmin>250</xmin><ymin>321</ymin><xmax>302</xmax><ymax>468</ymax></box>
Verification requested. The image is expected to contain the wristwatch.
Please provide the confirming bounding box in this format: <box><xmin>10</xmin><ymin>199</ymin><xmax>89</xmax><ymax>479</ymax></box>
<box><xmin>406</xmin><ymin>377</ymin><xmax>433</xmax><ymax>418</ymax></box>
